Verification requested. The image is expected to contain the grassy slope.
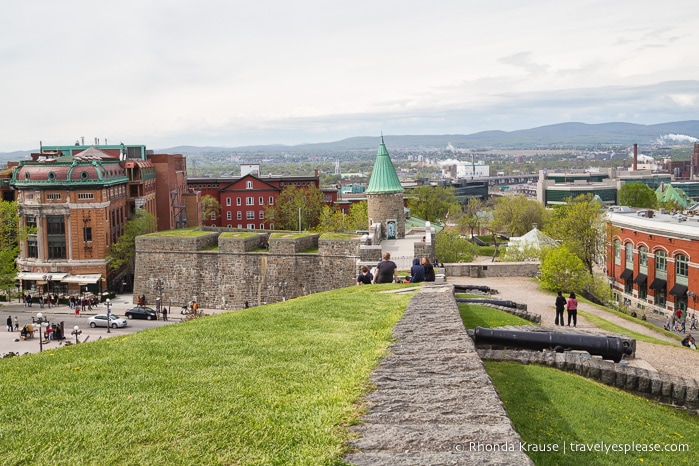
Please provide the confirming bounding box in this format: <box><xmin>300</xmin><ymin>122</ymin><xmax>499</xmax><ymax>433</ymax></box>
<box><xmin>0</xmin><ymin>285</ymin><xmax>413</xmax><ymax>465</ymax></box>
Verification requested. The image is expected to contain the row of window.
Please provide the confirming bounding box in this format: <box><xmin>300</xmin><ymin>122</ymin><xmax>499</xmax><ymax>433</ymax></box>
<box><xmin>224</xmin><ymin>224</ymin><xmax>270</xmax><ymax>230</ymax></box>
<box><xmin>613</xmin><ymin>240</ymin><xmax>686</xmax><ymax>279</ymax></box>
<box><xmin>43</xmin><ymin>192</ymin><xmax>96</xmax><ymax>201</ymax></box>
<box><xmin>225</xmin><ymin>196</ymin><xmax>274</xmax><ymax>207</ymax></box>
<box><xmin>212</xmin><ymin>211</ymin><xmax>266</xmax><ymax>221</ymax></box>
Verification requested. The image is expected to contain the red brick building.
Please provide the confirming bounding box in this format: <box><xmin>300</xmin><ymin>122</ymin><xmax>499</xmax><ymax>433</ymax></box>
<box><xmin>188</xmin><ymin>167</ymin><xmax>337</xmax><ymax>229</ymax></box>
<box><xmin>606</xmin><ymin>207</ymin><xmax>699</xmax><ymax>319</ymax></box>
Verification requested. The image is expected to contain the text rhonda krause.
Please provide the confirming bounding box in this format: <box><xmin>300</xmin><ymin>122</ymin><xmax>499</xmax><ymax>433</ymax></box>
<box><xmin>460</xmin><ymin>441</ymin><xmax>690</xmax><ymax>454</ymax></box>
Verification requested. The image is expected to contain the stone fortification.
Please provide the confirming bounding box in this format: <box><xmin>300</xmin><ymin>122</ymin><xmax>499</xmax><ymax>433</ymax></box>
<box><xmin>134</xmin><ymin>230</ymin><xmax>360</xmax><ymax>310</ymax></box>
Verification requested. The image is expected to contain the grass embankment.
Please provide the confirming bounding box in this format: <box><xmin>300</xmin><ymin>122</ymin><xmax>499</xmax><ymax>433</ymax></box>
<box><xmin>459</xmin><ymin>302</ymin><xmax>699</xmax><ymax>465</ymax></box>
<box><xmin>0</xmin><ymin>285</ymin><xmax>414</xmax><ymax>465</ymax></box>
<box><xmin>458</xmin><ymin>303</ymin><xmax>533</xmax><ymax>328</ymax></box>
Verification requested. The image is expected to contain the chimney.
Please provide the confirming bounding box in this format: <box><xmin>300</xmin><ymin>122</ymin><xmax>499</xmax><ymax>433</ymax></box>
<box><xmin>633</xmin><ymin>143</ymin><xmax>638</xmax><ymax>171</ymax></box>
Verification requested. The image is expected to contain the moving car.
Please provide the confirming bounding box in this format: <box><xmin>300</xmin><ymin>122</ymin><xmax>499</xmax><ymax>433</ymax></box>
<box><xmin>87</xmin><ymin>314</ymin><xmax>128</xmax><ymax>329</ymax></box>
<box><xmin>125</xmin><ymin>306</ymin><xmax>157</xmax><ymax>320</ymax></box>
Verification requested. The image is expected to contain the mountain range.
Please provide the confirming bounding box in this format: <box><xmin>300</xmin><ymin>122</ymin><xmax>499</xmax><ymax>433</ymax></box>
<box><xmin>2</xmin><ymin>121</ymin><xmax>698</xmax><ymax>161</ymax></box>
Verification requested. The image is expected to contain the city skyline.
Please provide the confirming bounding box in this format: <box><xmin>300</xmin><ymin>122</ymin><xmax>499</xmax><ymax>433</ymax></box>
<box><xmin>1</xmin><ymin>1</ymin><xmax>697</xmax><ymax>152</ymax></box>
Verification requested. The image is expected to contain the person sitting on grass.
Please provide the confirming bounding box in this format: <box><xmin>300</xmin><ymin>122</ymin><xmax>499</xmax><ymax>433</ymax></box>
<box><xmin>682</xmin><ymin>333</ymin><xmax>696</xmax><ymax>350</ymax></box>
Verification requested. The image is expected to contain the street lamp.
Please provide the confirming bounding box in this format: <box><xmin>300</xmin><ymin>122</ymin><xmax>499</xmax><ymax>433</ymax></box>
<box><xmin>105</xmin><ymin>298</ymin><xmax>112</xmax><ymax>333</ymax></box>
<box><xmin>71</xmin><ymin>325</ymin><xmax>82</xmax><ymax>344</ymax></box>
<box><xmin>155</xmin><ymin>278</ymin><xmax>163</xmax><ymax>317</ymax></box>
<box><xmin>35</xmin><ymin>312</ymin><xmax>49</xmax><ymax>352</ymax></box>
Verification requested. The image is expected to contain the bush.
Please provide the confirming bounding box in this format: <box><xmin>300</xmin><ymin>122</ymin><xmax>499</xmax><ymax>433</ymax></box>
<box><xmin>435</xmin><ymin>230</ymin><xmax>477</xmax><ymax>263</ymax></box>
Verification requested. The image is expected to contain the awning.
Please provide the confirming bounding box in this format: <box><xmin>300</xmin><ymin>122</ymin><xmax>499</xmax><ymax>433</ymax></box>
<box><xmin>620</xmin><ymin>269</ymin><xmax>633</xmax><ymax>280</ymax></box>
<box><xmin>633</xmin><ymin>274</ymin><xmax>647</xmax><ymax>286</ymax></box>
<box><xmin>61</xmin><ymin>274</ymin><xmax>103</xmax><ymax>284</ymax></box>
<box><xmin>16</xmin><ymin>272</ymin><xmax>69</xmax><ymax>281</ymax></box>
<box><xmin>670</xmin><ymin>283</ymin><xmax>688</xmax><ymax>297</ymax></box>
<box><xmin>649</xmin><ymin>278</ymin><xmax>666</xmax><ymax>290</ymax></box>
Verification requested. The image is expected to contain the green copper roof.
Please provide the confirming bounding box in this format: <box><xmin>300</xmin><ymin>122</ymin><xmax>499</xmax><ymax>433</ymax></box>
<box><xmin>366</xmin><ymin>136</ymin><xmax>403</xmax><ymax>194</ymax></box>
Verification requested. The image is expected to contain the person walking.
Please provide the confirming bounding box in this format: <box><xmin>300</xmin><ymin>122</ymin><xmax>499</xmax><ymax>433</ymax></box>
<box><xmin>555</xmin><ymin>291</ymin><xmax>567</xmax><ymax>326</ymax></box>
<box><xmin>566</xmin><ymin>292</ymin><xmax>578</xmax><ymax>327</ymax></box>
<box><xmin>6</xmin><ymin>316</ymin><xmax>13</xmax><ymax>332</ymax></box>
<box><xmin>14</xmin><ymin>316</ymin><xmax>18</xmax><ymax>331</ymax></box>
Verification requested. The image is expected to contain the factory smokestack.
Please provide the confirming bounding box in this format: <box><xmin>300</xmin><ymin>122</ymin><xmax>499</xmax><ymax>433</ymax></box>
<box><xmin>633</xmin><ymin>144</ymin><xmax>638</xmax><ymax>171</ymax></box>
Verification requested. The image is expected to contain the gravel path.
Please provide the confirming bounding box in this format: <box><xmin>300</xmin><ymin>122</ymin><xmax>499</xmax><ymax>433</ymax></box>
<box><xmin>450</xmin><ymin>276</ymin><xmax>699</xmax><ymax>380</ymax></box>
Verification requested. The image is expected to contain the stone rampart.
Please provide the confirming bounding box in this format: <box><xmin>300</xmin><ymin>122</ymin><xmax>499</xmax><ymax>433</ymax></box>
<box><xmin>446</xmin><ymin>262</ymin><xmax>539</xmax><ymax>278</ymax></box>
<box><xmin>134</xmin><ymin>231</ymin><xmax>360</xmax><ymax>310</ymax></box>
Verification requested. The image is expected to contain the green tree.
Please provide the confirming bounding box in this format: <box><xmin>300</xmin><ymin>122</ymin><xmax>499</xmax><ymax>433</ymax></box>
<box><xmin>201</xmin><ymin>195</ymin><xmax>221</xmax><ymax>223</ymax></box>
<box><xmin>618</xmin><ymin>182</ymin><xmax>657</xmax><ymax>208</ymax></box>
<box><xmin>107</xmin><ymin>209</ymin><xmax>157</xmax><ymax>282</ymax></box>
<box><xmin>538</xmin><ymin>245</ymin><xmax>588</xmax><ymax>293</ymax></box>
<box><xmin>490</xmin><ymin>195</ymin><xmax>548</xmax><ymax>237</ymax></box>
<box><xmin>314</xmin><ymin>206</ymin><xmax>346</xmax><ymax>233</ymax></box>
<box><xmin>545</xmin><ymin>194</ymin><xmax>605</xmax><ymax>275</ymax></box>
<box><xmin>265</xmin><ymin>185</ymin><xmax>325</xmax><ymax>231</ymax></box>
<box><xmin>455</xmin><ymin>198</ymin><xmax>483</xmax><ymax>238</ymax></box>
<box><xmin>0</xmin><ymin>201</ymin><xmax>21</xmax><ymax>296</ymax></box>
<box><xmin>435</xmin><ymin>230</ymin><xmax>477</xmax><ymax>263</ymax></box>
<box><xmin>407</xmin><ymin>186</ymin><xmax>461</xmax><ymax>223</ymax></box>
<box><xmin>346</xmin><ymin>201</ymin><xmax>368</xmax><ymax>231</ymax></box>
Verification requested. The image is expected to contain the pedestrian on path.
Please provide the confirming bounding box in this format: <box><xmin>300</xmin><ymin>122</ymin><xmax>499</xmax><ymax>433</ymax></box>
<box><xmin>566</xmin><ymin>292</ymin><xmax>578</xmax><ymax>327</ymax></box>
<box><xmin>555</xmin><ymin>291</ymin><xmax>566</xmax><ymax>326</ymax></box>
<box><xmin>6</xmin><ymin>316</ymin><xmax>12</xmax><ymax>332</ymax></box>
<box><xmin>14</xmin><ymin>316</ymin><xmax>18</xmax><ymax>331</ymax></box>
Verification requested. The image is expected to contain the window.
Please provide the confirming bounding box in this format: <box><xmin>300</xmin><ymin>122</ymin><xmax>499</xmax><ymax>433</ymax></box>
<box><xmin>210</xmin><ymin>211</ymin><xmax>216</xmax><ymax>220</ymax></box>
<box><xmin>226</xmin><ymin>212</ymin><xmax>232</xmax><ymax>220</ymax></box>
<box><xmin>614</xmin><ymin>240</ymin><xmax>621</xmax><ymax>265</ymax></box>
<box><xmin>676</xmin><ymin>254</ymin><xmax>688</xmax><ymax>278</ymax></box>
<box><xmin>83</xmin><ymin>227</ymin><xmax>92</xmax><ymax>242</ymax></box>
<box><xmin>237</xmin><ymin>212</ymin><xmax>242</xmax><ymax>220</ymax></box>
<box><xmin>236</xmin><ymin>197</ymin><xmax>241</xmax><ymax>206</ymax></box>
<box><xmin>639</xmin><ymin>246</ymin><xmax>648</xmax><ymax>271</ymax></box>
<box><xmin>259</xmin><ymin>196</ymin><xmax>264</xmax><ymax>205</ymax></box>
<box><xmin>246</xmin><ymin>181</ymin><xmax>253</xmax><ymax>189</ymax></box>
<box><xmin>48</xmin><ymin>238</ymin><xmax>66</xmax><ymax>259</ymax></box>
<box><xmin>226</xmin><ymin>197</ymin><xmax>231</xmax><ymax>206</ymax></box>
<box><xmin>246</xmin><ymin>211</ymin><xmax>255</xmax><ymax>219</ymax></box>
<box><xmin>247</xmin><ymin>224</ymin><xmax>255</xmax><ymax>229</ymax></box>
<box><xmin>27</xmin><ymin>238</ymin><xmax>38</xmax><ymax>258</ymax></box>
<box><xmin>46</xmin><ymin>216</ymin><xmax>65</xmax><ymax>235</ymax></box>
<box><xmin>655</xmin><ymin>288</ymin><xmax>666</xmax><ymax>307</ymax></box>
<box><xmin>237</xmin><ymin>224</ymin><xmax>243</xmax><ymax>229</ymax></box>
<box><xmin>625</xmin><ymin>242</ymin><xmax>633</xmax><ymax>269</ymax></box>
<box><xmin>46</xmin><ymin>193</ymin><xmax>61</xmax><ymax>200</ymax></box>
<box><xmin>78</xmin><ymin>193</ymin><xmax>94</xmax><ymax>200</ymax></box>
<box><xmin>269</xmin><ymin>196</ymin><xmax>274</xmax><ymax>205</ymax></box>
<box><xmin>246</xmin><ymin>197</ymin><xmax>254</xmax><ymax>205</ymax></box>
<box><xmin>259</xmin><ymin>211</ymin><xmax>264</xmax><ymax>219</ymax></box>
<box><xmin>656</xmin><ymin>250</ymin><xmax>667</xmax><ymax>275</ymax></box>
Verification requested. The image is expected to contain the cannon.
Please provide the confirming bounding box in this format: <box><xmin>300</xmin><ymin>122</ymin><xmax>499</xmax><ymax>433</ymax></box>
<box><xmin>454</xmin><ymin>284</ymin><xmax>491</xmax><ymax>293</ymax></box>
<box><xmin>473</xmin><ymin>327</ymin><xmax>634</xmax><ymax>363</ymax></box>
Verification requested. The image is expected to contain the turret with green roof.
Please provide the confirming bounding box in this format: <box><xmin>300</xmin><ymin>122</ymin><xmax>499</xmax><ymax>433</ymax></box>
<box><xmin>366</xmin><ymin>136</ymin><xmax>405</xmax><ymax>239</ymax></box>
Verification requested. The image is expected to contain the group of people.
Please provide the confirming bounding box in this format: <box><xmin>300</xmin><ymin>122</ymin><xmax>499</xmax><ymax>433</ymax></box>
<box><xmin>356</xmin><ymin>253</ymin><xmax>437</xmax><ymax>285</ymax></box>
<box><xmin>665</xmin><ymin>311</ymin><xmax>697</xmax><ymax>334</ymax></box>
<box><xmin>6</xmin><ymin>316</ymin><xmax>18</xmax><ymax>332</ymax></box>
<box><xmin>554</xmin><ymin>291</ymin><xmax>579</xmax><ymax>327</ymax></box>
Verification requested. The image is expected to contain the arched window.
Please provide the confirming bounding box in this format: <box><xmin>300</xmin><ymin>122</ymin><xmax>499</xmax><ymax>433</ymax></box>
<box><xmin>639</xmin><ymin>246</ymin><xmax>648</xmax><ymax>271</ymax></box>
<box><xmin>676</xmin><ymin>254</ymin><xmax>688</xmax><ymax>278</ymax></box>
<box><xmin>625</xmin><ymin>242</ymin><xmax>633</xmax><ymax>269</ymax></box>
<box><xmin>614</xmin><ymin>240</ymin><xmax>621</xmax><ymax>265</ymax></box>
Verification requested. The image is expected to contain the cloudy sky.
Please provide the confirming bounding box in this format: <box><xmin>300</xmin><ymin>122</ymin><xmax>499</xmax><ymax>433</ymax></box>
<box><xmin>1</xmin><ymin>0</ymin><xmax>697</xmax><ymax>151</ymax></box>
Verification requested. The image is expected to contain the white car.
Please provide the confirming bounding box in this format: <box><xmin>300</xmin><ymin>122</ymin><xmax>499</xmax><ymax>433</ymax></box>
<box><xmin>87</xmin><ymin>314</ymin><xmax>128</xmax><ymax>329</ymax></box>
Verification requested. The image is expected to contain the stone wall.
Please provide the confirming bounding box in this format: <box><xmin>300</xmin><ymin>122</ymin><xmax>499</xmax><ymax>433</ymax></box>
<box><xmin>478</xmin><ymin>348</ymin><xmax>699</xmax><ymax>415</ymax></box>
<box><xmin>134</xmin><ymin>231</ymin><xmax>361</xmax><ymax>310</ymax></box>
<box><xmin>445</xmin><ymin>262</ymin><xmax>539</xmax><ymax>278</ymax></box>
<box><xmin>367</xmin><ymin>192</ymin><xmax>405</xmax><ymax>239</ymax></box>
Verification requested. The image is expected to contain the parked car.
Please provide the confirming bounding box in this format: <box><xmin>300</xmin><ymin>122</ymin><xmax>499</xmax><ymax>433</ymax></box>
<box><xmin>87</xmin><ymin>314</ymin><xmax>128</xmax><ymax>329</ymax></box>
<box><xmin>125</xmin><ymin>306</ymin><xmax>157</xmax><ymax>320</ymax></box>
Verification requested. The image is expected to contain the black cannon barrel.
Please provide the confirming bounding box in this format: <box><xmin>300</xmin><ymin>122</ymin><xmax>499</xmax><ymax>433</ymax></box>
<box><xmin>455</xmin><ymin>298</ymin><xmax>518</xmax><ymax>308</ymax></box>
<box><xmin>454</xmin><ymin>285</ymin><xmax>491</xmax><ymax>293</ymax></box>
<box><xmin>473</xmin><ymin>327</ymin><xmax>633</xmax><ymax>363</ymax></box>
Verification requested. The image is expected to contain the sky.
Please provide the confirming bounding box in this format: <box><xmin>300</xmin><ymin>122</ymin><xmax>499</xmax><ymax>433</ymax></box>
<box><xmin>1</xmin><ymin>0</ymin><xmax>698</xmax><ymax>152</ymax></box>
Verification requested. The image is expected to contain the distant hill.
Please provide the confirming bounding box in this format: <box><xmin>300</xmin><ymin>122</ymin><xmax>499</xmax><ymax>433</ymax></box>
<box><xmin>2</xmin><ymin>121</ymin><xmax>698</xmax><ymax>162</ymax></box>
<box><xmin>156</xmin><ymin>121</ymin><xmax>699</xmax><ymax>154</ymax></box>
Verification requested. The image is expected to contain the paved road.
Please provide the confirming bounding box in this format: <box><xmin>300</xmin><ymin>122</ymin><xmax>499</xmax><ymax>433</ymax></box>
<box><xmin>0</xmin><ymin>294</ymin><xmax>184</xmax><ymax>356</ymax></box>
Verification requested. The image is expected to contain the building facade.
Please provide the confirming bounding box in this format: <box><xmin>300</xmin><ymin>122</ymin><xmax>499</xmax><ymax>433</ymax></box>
<box><xmin>606</xmin><ymin>207</ymin><xmax>699</xmax><ymax>319</ymax></box>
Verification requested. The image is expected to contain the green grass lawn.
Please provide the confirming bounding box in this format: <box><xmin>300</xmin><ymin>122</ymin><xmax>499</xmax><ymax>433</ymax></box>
<box><xmin>458</xmin><ymin>303</ymin><xmax>533</xmax><ymax>328</ymax></box>
<box><xmin>486</xmin><ymin>362</ymin><xmax>699</xmax><ymax>466</ymax></box>
<box><xmin>0</xmin><ymin>285</ymin><xmax>414</xmax><ymax>465</ymax></box>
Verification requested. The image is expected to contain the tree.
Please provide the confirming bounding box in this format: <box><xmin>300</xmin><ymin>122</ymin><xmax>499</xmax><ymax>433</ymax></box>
<box><xmin>265</xmin><ymin>185</ymin><xmax>325</xmax><ymax>231</ymax></box>
<box><xmin>201</xmin><ymin>195</ymin><xmax>221</xmax><ymax>223</ymax></box>
<box><xmin>407</xmin><ymin>186</ymin><xmax>461</xmax><ymax>223</ymax></box>
<box><xmin>346</xmin><ymin>201</ymin><xmax>368</xmax><ymax>231</ymax></box>
<box><xmin>490</xmin><ymin>195</ymin><xmax>548</xmax><ymax>237</ymax></box>
<box><xmin>618</xmin><ymin>182</ymin><xmax>657</xmax><ymax>208</ymax></box>
<box><xmin>538</xmin><ymin>245</ymin><xmax>588</xmax><ymax>293</ymax></box>
<box><xmin>455</xmin><ymin>198</ymin><xmax>483</xmax><ymax>238</ymax></box>
<box><xmin>107</xmin><ymin>209</ymin><xmax>157</xmax><ymax>282</ymax></box>
<box><xmin>435</xmin><ymin>230</ymin><xmax>477</xmax><ymax>263</ymax></box>
<box><xmin>545</xmin><ymin>194</ymin><xmax>605</xmax><ymax>275</ymax></box>
<box><xmin>0</xmin><ymin>201</ymin><xmax>21</xmax><ymax>296</ymax></box>
<box><xmin>314</xmin><ymin>206</ymin><xmax>346</xmax><ymax>233</ymax></box>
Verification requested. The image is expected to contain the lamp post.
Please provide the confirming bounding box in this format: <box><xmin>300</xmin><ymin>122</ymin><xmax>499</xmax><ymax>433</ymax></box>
<box><xmin>155</xmin><ymin>278</ymin><xmax>163</xmax><ymax>317</ymax></box>
<box><xmin>105</xmin><ymin>298</ymin><xmax>112</xmax><ymax>333</ymax></box>
<box><xmin>71</xmin><ymin>325</ymin><xmax>82</xmax><ymax>344</ymax></box>
<box><xmin>35</xmin><ymin>312</ymin><xmax>49</xmax><ymax>352</ymax></box>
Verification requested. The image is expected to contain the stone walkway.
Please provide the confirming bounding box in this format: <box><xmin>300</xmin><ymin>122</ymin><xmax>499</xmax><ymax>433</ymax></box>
<box><xmin>345</xmin><ymin>285</ymin><xmax>533</xmax><ymax>465</ymax></box>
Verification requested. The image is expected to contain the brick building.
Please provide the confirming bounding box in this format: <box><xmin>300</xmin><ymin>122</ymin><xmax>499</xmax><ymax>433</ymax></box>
<box><xmin>188</xmin><ymin>166</ymin><xmax>336</xmax><ymax>229</ymax></box>
<box><xmin>606</xmin><ymin>207</ymin><xmax>699</xmax><ymax>320</ymax></box>
<box><xmin>11</xmin><ymin>143</ymin><xmax>194</xmax><ymax>295</ymax></box>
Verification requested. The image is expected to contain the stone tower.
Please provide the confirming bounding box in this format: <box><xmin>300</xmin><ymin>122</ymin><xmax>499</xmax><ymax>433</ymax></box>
<box><xmin>366</xmin><ymin>136</ymin><xmax>405</xmax><ymax>239</ymax></box>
